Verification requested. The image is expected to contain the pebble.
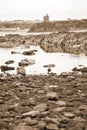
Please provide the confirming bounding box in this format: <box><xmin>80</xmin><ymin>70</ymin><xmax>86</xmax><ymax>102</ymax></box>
<box><xmin>34</xmin><ymin>103</ymin><xmax>47</xmax><ymax>112</ymax></box>
<box><xmin>63</xmin><ymin>112</ymin><xmax>75</xmax><ymax>118</ymax></box>
<box><xmin>46</xmin><ymin>92</ymin><xmax>58</xmax><ymax>100</ymax></box>
<box><xmin>23</xmin><ymin>117</ymin><xmax>38</xmax><ymax>125</ymax></box>
<box><xmin>46</xmin><ymin>123</ymin><xmax>58</xmax><ymax>130</ymax></box>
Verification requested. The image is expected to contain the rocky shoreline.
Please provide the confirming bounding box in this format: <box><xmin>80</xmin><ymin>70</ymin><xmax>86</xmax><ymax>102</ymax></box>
<box><xmin>0</xmin><ymin>67</ymin><xmax>87</xmax><ymax>130</ymax></box>
<box><xmin>0</xmin><ymin>30</ymin><xmax>87</xmax><ymax>129</ymax></box>
<box><xmin>0</xmin><ymin>31</ymin><xmax>87</xmax><ymax>55</ymax></box>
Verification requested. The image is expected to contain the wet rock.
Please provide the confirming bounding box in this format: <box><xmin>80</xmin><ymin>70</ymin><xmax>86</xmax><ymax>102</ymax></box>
<box><xmin>13</xmin><ymin>123</ymin><xmax>36</xmax><ymax>130</ymax></box>
<box><xmin>22</xmin><ymin>50</ymin><xmax>35</xmax><ymax>55</ymax></box>
<box><xmin>78</xmin><ymin>105</ymin><xmax>87</xmax><ymax>111</ymax></box>
<box><xmin>54</xmin><ymin>107</ymin><xmax>65</xmax><ymax>112</ymax></box>
<box><xmin>18</xmin><ymin>59</ymin><xmax>35</xmax><ymax>67</ymax></box>
<box><xmin>17</xmin><ymin>67</ymin><xmax>26</xmax><ymax>75</ymax></box>
<box><xmin>11</xmin><ymin>51</ymin><xmax>20</xmax><ymax>54</ymax></box>
<box><xmin>60</xmin><ymin>72</ymin><xmax>69</xmax><ymax>77</ymax></box>
<box><xmin>48</xmin><ymin>85</ymin><xmax>59</xmax><ymax>91</ymax></box>
<box><xmin>59</xmin><ymin>117</ymin><xmax>69</xmax><ymax>124</ymax></box>
<box><xmin>46</xmin><ymin>92</ymin><xmax>58</xmax><ymax>100</ymax></box>
<box><xmin>0</xmin><ymin>99</ymin><xmax>4</xmax><ymax>104</ymax></box>
<box><xmin>56</xmin><ymin>101</ymin><xmax>66</xmax><ymax>107</ymax></box>
<box><xmin>0</xmin><ymin>77</ymin><xmax>7</xmax><ymax>82</ymax></box>
<box><xmin>38</xmin><ymin>121</ymin><xmax>46</xmax><ymax>130</ymax></box>
<box><xmin>46</xmin><ymin>123</ymin><xmax>58</xmax><ymax>130</ymax></box>
<box><xmin>1</xmin><ymin>65</ymin><xmax>15</xmax><ymax>71</ymax></box>
<box><xmin>47</xmin><ymin>67</ymin><xmax>52</xmax><ymax>73</ymax></box>
<box><xmin>45</xmin><ymin>117</ymin><xmax>59</xmax><ymax>125</ymax></box>
<box><xmin>0</xmin><ymin>121</ymin><xmax>9</xmax><ymax>130</ymax></box>
<box><xmin>63</xmin><ymin>112</ymin><xmax>75</xmax><ymax>119</ymax></box>
<box><xmin>34</xmin><ymin>103</ymin><xmax>47</xmax><ymax>112</ymax></box>
<box><xmin>23</xmin><ymin>117</ymin><xmax>38</xmax><ymax>125</ymax></box>
<box><xmin>73</xmin><ymin>116</ymin><xmax>86</xmax><ymax>122</ymax></box>
<box><xmin>22</xmin><ymin>111</ymin><xmax>40</xmax><ymax>117</ymax></box>
<box><xmin>5</xmin><ymin>60</ymin><xmax>14</xmax><ymax>65</ymax></box>
<box><xmin>80</xmin><ymin>67</ymin><xmax>87</xmax><ymax>73</ymax></box>
<box><xmin>18</xmin><ymin>60</ymin><xmax>29</xmax><ymax>67</ymax></box>
<box><xmin>43</xmin><ymin>64</ymin><xmax>55</xmax><ymax>68</ymax></box>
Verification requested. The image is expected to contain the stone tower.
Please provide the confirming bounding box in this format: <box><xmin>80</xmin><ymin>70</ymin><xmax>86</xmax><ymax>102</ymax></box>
<box><xmin>43</xmin><ymin>14</ymin><xmax>49</xmax><ymax>22</ymax></box>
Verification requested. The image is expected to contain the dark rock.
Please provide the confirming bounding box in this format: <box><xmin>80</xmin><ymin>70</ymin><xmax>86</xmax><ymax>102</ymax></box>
<box><xmin>43</xmin><ymin>64</ymin><xmax>55</xmax><ymax>67</ymax></box>
<box><xmin>18</xmin><ymin>59</ymin><xmax>35</xmax><ymax>67</ymax></box>
<box><xmin>0</xmin><ymin>121</ymin><xmax>9</xmax><ymax>129</ymax></box>
<box><xmin>1</xmin><ymin>65</ymin><xmax>15</xmax><ymax>71</ymax></box>
<box><xmin>5</xmin><ymin>60</ymin><xmax>14</xmax><ymax>65</ymax></box>
<box><xmin>22</xmin><ymin>50</ymin><xmax>35</xmax><ymax>55</ymax></box>
<box><xmin>11</xmin><ymin>51</ymin><xmax>20</xmax><ymax>54</ymax></box>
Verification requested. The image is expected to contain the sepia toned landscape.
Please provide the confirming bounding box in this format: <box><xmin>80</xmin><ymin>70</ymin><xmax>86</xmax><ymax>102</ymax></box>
<box><xmin>0</xmin><ymin>0</ymin><xmax>87</xmax><ymax>129</ymax></box>
<box><xmin>0</xmin><ymin>18</ymin><xmax>87</xmax><ymax>130</ymax></box>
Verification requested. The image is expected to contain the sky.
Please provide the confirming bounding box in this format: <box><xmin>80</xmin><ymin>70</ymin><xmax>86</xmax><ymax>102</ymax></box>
<box><xmin>0</xmin><ymin>0</ymin><xmax>87</xmax><ymax>21</ymax></box>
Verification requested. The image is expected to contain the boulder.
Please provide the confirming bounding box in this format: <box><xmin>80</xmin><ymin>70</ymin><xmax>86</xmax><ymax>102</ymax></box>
<box><xmin>17</xmin><ymin>67</ymin><xmax>26</xmax><ymax>75</ymax></box>
<box><xmin>1</xmin><ymin>65</ymin><xmax>15</xmax><ymax>71</ymax></box>
<box><xmin>18</xmin><ymin>59</ymin><xmax>35</xmax><ymax>67</ymax></box>
<box><xmin>22</xmin><ymin>50</ymin><xmax>35</xmax><ymax>55</ymax></box>
<box><xmin>5</xmin><ymin>60</ymin><xmax>14</xmax><ymax>65</ymax></box>
<box><xmin>43</xmin><ymin>64</ymin><xmax>55</xmax><ymax>68</ymax></box>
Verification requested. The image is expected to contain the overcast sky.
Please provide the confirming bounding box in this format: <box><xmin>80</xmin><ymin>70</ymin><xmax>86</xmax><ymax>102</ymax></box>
<box><xmin>0</xmin><ymin>0</ymin><xmax>87</xmax><ymax>21</ymax></box>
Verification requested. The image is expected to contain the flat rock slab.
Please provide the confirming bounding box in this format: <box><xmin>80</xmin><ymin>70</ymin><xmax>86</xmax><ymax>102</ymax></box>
<box><xmin>22</xmin><ymin>111</ymin><xmax>40</xmax><ymax>117</ymax></box>
<box><xmin>1</xmin><ymin>65</ymin><xmax>15</xmax><ymax>71</ymax></box>
<box><xmin>46</xmin><ymin>123</ymin><xmax>58</xmax><ymax>130</ymax></box>
<box><xmin>34</xmin><ymin>103</ymin><xmax>47</xmax><ymax>112</ymax></box>
<box><xmin>23</xmin><ymin>117</ymin><xmax>38</xmax><ymax>125</ymax></box>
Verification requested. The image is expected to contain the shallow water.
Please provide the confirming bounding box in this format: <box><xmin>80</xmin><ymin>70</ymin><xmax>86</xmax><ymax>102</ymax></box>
<box><xmin>0</xmin><ymin>45</ymin><xmax>87</xmax><ymax>75</ymax></box>
<box><xmin>0</xmin><ymin>28</ymin><xmax>52</xmax><ymax>36</ymax></box>
<box><xmin>0</xmin><ymin>28</ymin><xmax>87</xmax><ymax>36</ymax></box>
<box><xmin>0</xmin><ymin>28</ymin><xmax>28</xmax><ymax>36</ymax></box>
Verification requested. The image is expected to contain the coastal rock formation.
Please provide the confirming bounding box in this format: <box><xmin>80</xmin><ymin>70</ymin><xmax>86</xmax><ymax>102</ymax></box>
<box><xmin>0</xmin><ymin>32</ymin><xmax>87</xmax><ymax>55</ymax></box>
<box><xmin>38</xmin><ymin>32</ymin><xmax>87</xmax><ymax>54</ymax></box>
